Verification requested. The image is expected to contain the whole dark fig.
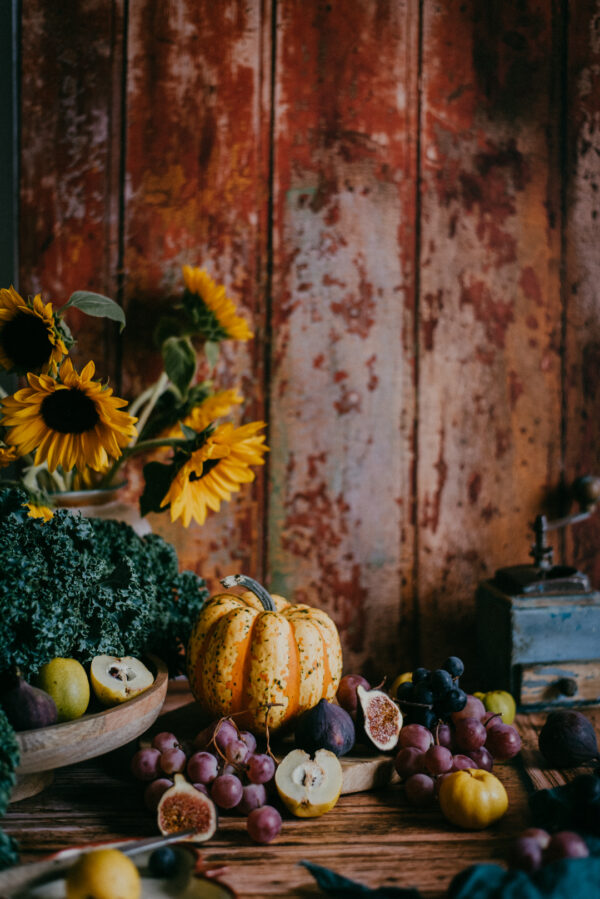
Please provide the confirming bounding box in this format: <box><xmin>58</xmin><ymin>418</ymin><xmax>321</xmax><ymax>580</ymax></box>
<box><xmin>294</xmin><ymin>699</ymin><xmax>355</xmax><ymax>757</ymax></box>
<box><xmin>538</xmin><ymin>709</ymin><xmax>599</xmax><ymax>768</ymax></box>
<box><xmin>0</xmin><ymin>672</ymin><xmax>58</xmax><ymax>731</ymax></box>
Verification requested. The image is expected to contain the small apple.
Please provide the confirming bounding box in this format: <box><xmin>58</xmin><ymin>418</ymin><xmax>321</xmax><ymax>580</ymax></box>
<box><xmin>482</xmin><ymin>690</ymin><xmax>516</xmax><ymax>725</ymax></box>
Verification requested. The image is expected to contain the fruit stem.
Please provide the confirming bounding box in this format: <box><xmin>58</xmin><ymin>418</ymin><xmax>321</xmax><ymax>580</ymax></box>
<box><xmin>221</xmin><ymin>575</ymin><xmax>276</xmax><ymax>612</ymax></box>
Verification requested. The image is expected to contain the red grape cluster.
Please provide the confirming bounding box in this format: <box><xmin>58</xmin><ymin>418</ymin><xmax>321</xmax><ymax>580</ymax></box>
<box><xmin>130</xmin><ymin>719</ymin><xmax>282</xmax><ymax>844</ymax></box>
<box><xmin>509</xmin><ymin>827</ymin><xmax>589</xmax><ymax>872</ymax></box>
<box><xmin>394</xmin><ymin>694</ymin><xmax>521</xmax><ymax>807</ymax></box>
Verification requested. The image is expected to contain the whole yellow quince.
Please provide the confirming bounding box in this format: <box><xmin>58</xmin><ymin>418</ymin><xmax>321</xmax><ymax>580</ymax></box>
<box><xmin>481</xmin><ymin>690</ymin><xmax>516</xmax><ymax>724</ymax></box>
<box><xmin>36</xmin><ymin>658</ymin><xmax>90</xmax><ymax>722</ymax></box>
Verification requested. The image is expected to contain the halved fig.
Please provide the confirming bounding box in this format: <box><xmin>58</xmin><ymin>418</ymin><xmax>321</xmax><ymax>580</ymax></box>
<box><xmin>357</xmin><ymin>684</ymin><xmax>402</xmax><ymax>751</ymax></box>
<box><xmin>157</xmin><ymin>774</ymin><xmax>218</xmax><ymax>840</ymax></box>
<box><xmin>275</xmin><ymin>748</ymin><xmax>342</xmax><ymax>818</ymax></box>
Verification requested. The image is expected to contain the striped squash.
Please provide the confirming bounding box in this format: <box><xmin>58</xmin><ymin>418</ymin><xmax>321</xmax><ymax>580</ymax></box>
<box><xmin>186</xmin><ymin>574</ymin><xmax>343</xmax><ymax>734</ymax></box>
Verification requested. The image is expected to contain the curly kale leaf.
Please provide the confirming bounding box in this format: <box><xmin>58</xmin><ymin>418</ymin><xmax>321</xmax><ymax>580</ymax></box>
<box><xmin>0</xmin><ymin>488</ymin><xmax>208</xmax><ymax>678</ymax></box>
<box><xmin>0</xmin><ymin>708</ymin><xmax>20</xmax><ymax>870</ymax></box>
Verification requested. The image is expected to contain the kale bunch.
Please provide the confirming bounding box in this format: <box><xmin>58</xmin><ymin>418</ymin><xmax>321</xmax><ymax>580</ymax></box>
<box><xmin>0</xmin><ymin>487</ymin><xmax>208</xmax><ymax>677</ymax></box>
<box><xmin>0</xmin><ymin>707</ymin><xmax>20</xmax><ymax>869</ymax></box>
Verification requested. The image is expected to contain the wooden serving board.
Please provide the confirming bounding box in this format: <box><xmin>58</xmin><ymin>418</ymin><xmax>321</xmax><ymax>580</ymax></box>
<box><xmin>142</xmin><ymin>700</ymin><xmax>400</xmax><ymax>795</ymax></box>
<box><xmin>515</xmin><ymin>705</ymin><xmax>600</xmax><ymax>792</ymax></box>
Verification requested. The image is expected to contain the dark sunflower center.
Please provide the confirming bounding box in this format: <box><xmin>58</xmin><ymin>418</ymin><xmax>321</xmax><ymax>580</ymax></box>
<box><xmin>1</xmin><ymin>312</ymin><xmax>54</xmax><ymax>371</ymax></box>
<box><xmin>41</xmin><ymin>388</ymin><xmax>99</xmax><ymax>434</ymax></box>
<box><xmin>189</xmin><ymin>458</ymin><xmax>220</xmax><ymax>481</ymax></box>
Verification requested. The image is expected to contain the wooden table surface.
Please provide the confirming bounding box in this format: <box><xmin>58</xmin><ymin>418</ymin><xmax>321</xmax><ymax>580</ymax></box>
<box><xmin>2</xmin><ymin>694</ymin><xmax>552</xmax><ymax>898</ymax></box>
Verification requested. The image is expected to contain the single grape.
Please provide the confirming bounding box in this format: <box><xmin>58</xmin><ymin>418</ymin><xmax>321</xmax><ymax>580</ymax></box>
<box><xmin>410</xmin><ymin>707</ymin><xmax>438</xmax><ymax>730</ymax></box>
<box><xmin>236</xmin><ymin>782</ymin><xmax>267</xmax><ymax>815</ymax></box>
<box><xmin>337</xmin><ymin>674</ymin><xmax>370</xmax><ymax>718</ymax></box>
<box><xmin>396</xmin><ymin>681</ymin><xmax>416</xmax><ymax>703</ymax></box>
<box><xmin>239</xmin><ymin>731</ymin><xmax>257</xmax><ymax>754</ymax></box>
<box><xmin>160</xmin><ymin>747</ymin><xmax>187</xmax><ymax>775</ymax></box>
<box><xmin>247</xmin><ymin>753</ymin><xmax>276</xmax><ymax>785</ymax></box>
<box><xmin>430</xmin><ymin>669</ymin><xmax>454</xmax><ymax>697</ymax></box>
<box><xmin>451</xmin><ymin>754</ymin><xmax>476</xmax><ymax>771</ymax></box>
<box><xmin>187</xmin><ymin>751</ymin><xmax>219</xmax><ymax>785</ymax></box>
<box><xmin>412</xmin><ymin>684</ymin><xmax>434</xmax><ymax>706</ymax></box>
<box><xmin>193</xmin><ymin>783</ymin><xmax>209</xmax><ymax>795</ymax></box>
<box><xmin>144</xmin><ymin>777</ymin><xmax>173</xmax><ymax>811</ymax></box>
<box><xmin>442</xmin><ymin>656</ymin><xmax>464</xmax><ymax>678</ymax></box>
<box><xmin>454</xmin><ymin>717</ymin><xmax>487</xmax><ymax>753</ymax></box>
<box><xmin>412</xmin><ymin>668</ymin><xmax>430</xmax><ymax>685</ymax></box>
<box><xmin>510</xmin><ymin>837</ymin><xmax>543</xmax><ymax>873</ymax></box>
<box><xmin>521</xmin><ymin>827</ymin><xmax>550</xmax><ymax>850</ymax></box>
<box><xmin>544</xmin><ymin>831</ymin><xmax>589</xmax><ymax>863</ymax></box>
<box><xmin>211</xmin><ymin>773</ymin><xmax>244</xmax><ymax>809</ymax></box>
<box><xmin>423</xmin><ymin>745</ymin><xmax>453</xmax><ymax>776</ymax></box>
<box><xmin>398</xmin><ymin>724</ymin><xmax>433</xmax><ymax>753</ymax></box>
<box><xmin>434</xmin><ymin>723</ymin><xmax>453</xmax><ymax>750</ymax></box>
<box><xmin>394</xmin><ymin>747</ymin><xmax>425</xmax><ymax>780</ymax></box>
<box><xmin>130</xmin><ymin>748</ymin><xmax>162</xmax><ymax>781</ymax></box>
<box><xmin>451</xmin><ymin>694</ymin><xmax>485</xmax><ymax>723</ymax></box>
<box><xmin>469</xmin><ymin>746</ymin><xmax>494</xmax><ymax>771</ymax></box>
<box><xmin>226</xmin><ymin>739</ymin><xmax>251</xmax><ymax>766</ymax></box>
<box><xmin>404</xmin><ymin>773</ymin><xmax>435</xmax><ymax>807</ymax></box>
<box><xmin>149</xmin><ymin>846</ymin><xmax>179</xmax><ymax>878</ymax></box>
<box><xmin>151</xmin><ymin>731</ymin><xmax>179</xmax><ymax>753</ymax></box>
<box><xmin>214</xmin><ymin>719</ymin><xmax>239</xmax><ymax>752</ymax></box>
<box><xmin>438</xmin><ymin>687</ymin><xmax>467</xmax><ymax>717</ymax></box>
<box><xmin>485</xmin><ymin>723</ymin><xmax>522</xmax><ymax>761</ymax></box>
<box><xmin>247</xmin><ymin>805</ymin><xmax>282</xmax><ymax>844</ymax></box>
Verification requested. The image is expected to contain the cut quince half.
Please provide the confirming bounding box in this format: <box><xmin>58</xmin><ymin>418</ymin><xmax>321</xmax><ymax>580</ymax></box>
<box><xmin>90</xmin><ymin>655</ymin><xmax>154</xmax><ymax>707</ymax></box>
<box><xmin>275</xmin><ymin>748</ymin><xmax>343</xmax><ymax>818</ymax></box>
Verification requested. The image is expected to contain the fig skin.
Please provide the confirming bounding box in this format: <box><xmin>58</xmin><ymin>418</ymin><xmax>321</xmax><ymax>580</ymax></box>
<box><xmin>538</xmin><ymin>710</ymin><xmax>599</xmax><ymax>768</ymax></box>
<box><xmin>294</xmin><ymin>699</ymin><xmax>355</xmax><ymax>757</ymax></box>
<box><xmin>0</xmin><ymin>672</ymin><xmax>58</xmax><ymax>731</ymax></box>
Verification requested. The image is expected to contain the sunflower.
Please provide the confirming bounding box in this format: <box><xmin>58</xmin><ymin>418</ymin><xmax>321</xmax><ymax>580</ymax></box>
<box><xmin>160</xmin><ymin>388</ymin><xmax>244</xmax><ymax>442</ymax></box>
<box><xmin>161</xmin><ymin>421</ymin><xmax>268</xmax><ymax>527</ymax></box>
<box><xmin>0</xmin><ymin>286</ymin><xmax>68</xmax><ymax>374</ymax></box>
<box><xmin>0</xmin><ymin>444</ymin><xmax>19</xmax><ymax>469</ymax></box>
<box><xmin>0</xmin><ymin>357</ymin><xmax>138</xmax><ymax>473</ymax></box>
<box><xmin>182</xmin><ymin>266</ymin><xmax>253</xmax><ymax>341</ymax></box>
<box><xmin>23</xmin><ymin>501</ymin><xmax>54</xmax><ymax>522</ymax></box>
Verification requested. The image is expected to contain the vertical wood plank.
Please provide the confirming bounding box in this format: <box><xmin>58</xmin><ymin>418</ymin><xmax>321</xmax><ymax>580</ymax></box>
<box><xmin>564</xmin><ymin>0</ymin><xmax>600</xmax><ymax>584</ymax></box>
<box><xmin>268</xmin><ymin>0</ymin><xmax>419</xmax><ymax>678</ymax></box>
<box><xmin>418</xmin><ymin>0</ymin><xmax>563</xmax><ymax>674</ymax></box>
<box><xmin>124</xmin><ymin>0</ymin><xmax>271</xmax><ymax>586</ymax></box>
<box><xmin>19</xmin><ymin>0</ymin><xmax>124</xmax><ymax>379</ymax></box>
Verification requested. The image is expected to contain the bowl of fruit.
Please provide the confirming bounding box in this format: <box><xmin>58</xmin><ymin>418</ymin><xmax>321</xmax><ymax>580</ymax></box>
<box><xmin>9</xmin><ymin>654</ymin><xmax>168</xmax><ymax>802</ymax></box>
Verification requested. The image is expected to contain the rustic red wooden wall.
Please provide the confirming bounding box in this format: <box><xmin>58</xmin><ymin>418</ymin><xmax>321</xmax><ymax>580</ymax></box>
<box><xmin>17</xmin><ymin>0</ymin><xmax>600</xmax><ymax>682</ymax></box>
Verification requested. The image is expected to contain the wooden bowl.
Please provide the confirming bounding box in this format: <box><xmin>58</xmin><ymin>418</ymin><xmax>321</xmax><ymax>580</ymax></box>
<box><xmin>11</xmin><ymin>656</ymin><xmax>168</xmax><ymax>802</ymax></box>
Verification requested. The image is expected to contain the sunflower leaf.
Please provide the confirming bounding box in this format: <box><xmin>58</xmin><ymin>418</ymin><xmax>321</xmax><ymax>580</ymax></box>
<box><xmin>162</xmin><ymin>336</ymin><xmax>196</xmax><ymax>398</ymax></box>
<box><xmin>64</xmin><ymin>291</ymin><xmax>126</xmax><ymax>332</ymax></box>
<box><xmin>204</xmin><ymin>340</ymin><xmax>220</xmax><ymax>371</ymax></box>
<box><xmin>140</xmin><ymin>461</ymin><xmax>177</xmax><ymax>516</ymax></box>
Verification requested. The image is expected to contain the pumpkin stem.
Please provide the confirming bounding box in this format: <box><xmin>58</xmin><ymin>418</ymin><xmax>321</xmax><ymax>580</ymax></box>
<box><xmin>221</xmin><ymin>574</ymin><xmax>277</xmax><ymax>612</ymax></box>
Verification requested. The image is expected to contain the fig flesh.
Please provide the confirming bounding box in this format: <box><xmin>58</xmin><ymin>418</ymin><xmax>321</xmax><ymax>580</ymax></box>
<box><xmin>538</xmin><ymin>710</ymin><xmax>599</xmax><ymax>768</ymax></box>
<box><xmin>157</xmin><ymin>774</ymin><xmax>217</xmax><ymax>841</ymax></box>
<box><xmin>0</xmin><ymin>672</ymin><xmax>58</xmax><ymax>731</ymax></box>
<box><xmin>294</xmin><ymin>698</ymin><xmax>355</xmax><ymax>757</ymax></box>
<box><xmin>357</xmin><ymin>684</ymin><xmax>402</xmax><ymax>752</ymax></box>
<box><xmin>275</xmin><ymin>748</ymin><xmax>343</xmax><ymax>818</ymax></box>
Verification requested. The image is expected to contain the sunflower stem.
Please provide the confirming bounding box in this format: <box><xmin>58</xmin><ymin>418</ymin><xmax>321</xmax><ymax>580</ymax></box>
<box><xmin>97</xmin><ymin>436</ymin><xmax>193</xmax><ymax>489</ymax></box>
<box><xmin>128</xmin><ymin>372</ymin><xmax>170</xmax><ymax>447</ymax></box>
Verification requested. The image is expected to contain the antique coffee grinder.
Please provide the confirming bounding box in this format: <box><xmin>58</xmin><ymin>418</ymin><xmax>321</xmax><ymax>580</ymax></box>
<box><xmin>476</xmin><ymin>476</ymin><xmax>600</xmax><ymax>709</ymax></box>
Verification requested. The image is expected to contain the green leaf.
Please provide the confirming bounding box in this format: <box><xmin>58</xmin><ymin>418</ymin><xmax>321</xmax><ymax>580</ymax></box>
<box><xmin>139</xmin><ymin>461</ymin><xmax>176</xmax><ymax>516</ymax></box>
<box><xmin>162</xmin><ymin>337</ymin><xmax>197</xmax><ymax>398</ymax></box>
<box><xmin>204</xmin><ymin>340</ymin><xmax>220</xmax><ymax>371</ymax></box>
<box><xmin>179</xmin><ymin>423</ymin><xmax>198</xmax><ymax>442</ymax></box>
<box><xmin>64</xmin><ymin>291</ymin><xmax>126</xmax><ymax>332</ymax></box>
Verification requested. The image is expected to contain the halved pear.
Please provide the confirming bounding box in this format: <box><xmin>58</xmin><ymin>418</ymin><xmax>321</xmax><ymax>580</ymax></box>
<box><xmin>90</xmin><ymin>654</ymin><xmax>154</xmax><ymax>707</ymax></box>
<box><xmin>275</xmin><ymin>748</ymin><xmax>343</xmax><ymax>817</ymax></box>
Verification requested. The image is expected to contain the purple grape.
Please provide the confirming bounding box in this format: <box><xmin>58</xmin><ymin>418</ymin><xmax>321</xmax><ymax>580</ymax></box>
<box><xmin>394</xmin><ymin>747</ymin><xmax>425</xmax><ymax>780</ymax></box>
<box><xmin>151</xmin><ymin>731</ymin><xmax>179</xmax><ymax>752</ymax></box>
<box><xmin>521</xmin><ymin>827</ymin><xmax>550</xmax><ymax>850</ymax></box>
<box><xmin>423</xmin><ymin>745</ymin><xmax>453</xmax><ymax>776</ymax></box>
<box><xmin>193</xmin><ymin>722</ymin><xmax>218</xmax><ymax>750</ymax></box>
<box><xmin>510</xmin><ymin>837</ymin><xmax>543</xmax><ymax>872</ymax></box>
<box><xmin>187</xmin><ymin>751</ymin><xmax>219</xmax><ymax>784</ymax></box>
<box><xmin>247</xmin><ymin>753</ymin><xmax>276</xmax><ymax>785</ymax></box>
<box><xmin>452</xmin><ymin>694</ymin><xmax>485</xmax><ymax>723</ymax></box>
<box><xmin>193</xmin><ymin>783</ymin><xmax>209</xmax><ymax>796</ymax></box>
<box><xmin>239</xmin><ymin>731</ymin><xmax>257</xmax><ymax>754</ymax></box>
<box><xmin>226</xmin><ymin>739</ymin><xmax>251</xmax><ymax>765</ymax></box>
<box><xmin>236</xmin><ymin>783</ymin><xmax>267</xmax><ymax>815</ymax></box>
<box><xmin>160</xmin><ymin>747</ymin><xmax>187</xmax><ymax>775</ymax></box>
<box><xmin>435</xmin><ymin>723</ymin><xmax>453</xmax><ymax>750</ymax></box>
<box><xmin>454</xmin><ymin>717</ymin><xmax>487</xmax><ymax>753</ymax></box>
<box><xmin>214</xmin><ymin>719</ymin><xmax>238</xmax><ymax>752</ymax></box>
<box><xmin>398</xmin><ymin>724</ymin><xmax>433</xmax><ymax>753</ymax></box>
<box><xmin>247</xmin><ymin>805</ymin><xmax>282</xmax><ymax>844</ymax></box>
<box><xmin>130</xmin><ymin>748</ymin><xmax>162</xmax><ymax>781</ymax></box>
<box><xmin>143</xmin><ymin>777</ymin><xmax>173</xmax><ymax>811</ymax></box>
<box><xmin>485</xmin><ymin>723</ymin><xmax>521</xmax><ymax>761</ymax></box>
<box><xmin>211</xmin><ymin>773</ymin><xmax>244</xmax><ymax>809</ymax></box>
<box><xmin>404</xmin><ymin>773</ymin><xmax>435</xmax><ymax>807</ymax></box>
<box><xmin>469</xmin><ymin>746</ymin><xmax>494</xmax><ymax>771</ymax></box>
<box><xmin>544</xmin><ymin>831</ymin><xmax>589</xmax><ymax>863</ymax></box>
<box><xmin>451</xmin><ymin>754</ymin><xmax>476</xmax><ymax>771</ymax></box>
